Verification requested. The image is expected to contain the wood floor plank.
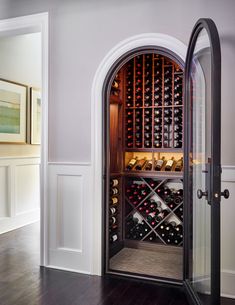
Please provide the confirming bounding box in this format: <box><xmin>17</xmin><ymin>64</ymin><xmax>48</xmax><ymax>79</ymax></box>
<box><xmin>0</xmin><ymin>223</ymin><xmax>234</xmax><ymax>305</ymax></box>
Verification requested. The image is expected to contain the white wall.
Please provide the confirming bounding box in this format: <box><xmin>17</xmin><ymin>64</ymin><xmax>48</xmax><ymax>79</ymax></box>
<box><xmin>0</xmin><ymin>32</ymin><xmax>41</xmax><ymax>157</ymax></box>
<box><xmin>0</xmin><ymin>33</ymin><xmax>41</xmax><ymax>232</ymax></box>
<box><xmin>0</xmin><ymin>0</ymin><xmax>234</xmax><ymax>297</ymax></box>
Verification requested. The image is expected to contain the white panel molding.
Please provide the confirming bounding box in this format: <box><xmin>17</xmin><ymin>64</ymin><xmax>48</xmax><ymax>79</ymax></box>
<box><xmin>91</xmin><ymin>33</ymin><xmax>187</xmax><ymax>276</ymax></box>
<box><xmin>48</xmin><ymin>163</ymin><xmax>92</xmax><ymax>273</ymax></box>
<box><xmin>0</xmin><ymin>157</ymin><xmax>40</xmax><ymax>234</ymax></box>
<box><xmin>221</xmin><ymin>165</ymin><xmax>235</xmax><ymax>182</ymax></box>
<box><xmin>221</xmin><ymin>269</ymin><xmax>235</xmax><ymax>299</ymax></box>
<box><xmin>221</xmin><ymin>165</ymin><xmax>235</xmax><ymax>298</ymax></box>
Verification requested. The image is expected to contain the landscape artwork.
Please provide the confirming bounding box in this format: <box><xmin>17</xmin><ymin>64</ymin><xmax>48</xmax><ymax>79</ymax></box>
<box><xmin>0</xmin><ymin>79</ymin><xmax>27</xmax><ymax>143</ymax></box>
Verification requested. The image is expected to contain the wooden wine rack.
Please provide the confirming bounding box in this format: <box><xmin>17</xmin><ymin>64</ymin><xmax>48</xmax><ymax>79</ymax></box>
<box><xmin>107</xmin><ymin>51</ymin><xmax>184</xmax><ymax>255</ymax></box>
<box><xmin>124</xmin><ymin>54</ymin><xmax>183</xmax><ymax>151</ymax></box>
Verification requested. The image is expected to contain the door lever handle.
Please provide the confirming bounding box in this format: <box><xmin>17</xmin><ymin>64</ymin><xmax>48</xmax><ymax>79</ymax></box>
<box><xmin>197</xmin><ymin>189</ymin><xmax>208</xmax><ymax>199</ymax></box>
<box><xmin>221</xmin><ymin>189</ymin><xmax>229</xmax><ymax>199</ymax></box>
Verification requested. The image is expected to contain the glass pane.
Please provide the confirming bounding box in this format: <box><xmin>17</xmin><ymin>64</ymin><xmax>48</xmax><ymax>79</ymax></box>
<box><xmin>189</xmin><ymin>28</ymin><xmax>212</xmax><ymax>302</ymax></box>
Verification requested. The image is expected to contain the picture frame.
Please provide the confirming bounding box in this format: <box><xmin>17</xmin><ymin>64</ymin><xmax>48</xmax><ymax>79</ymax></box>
<box><xmin>30</xmin><ymin>87</ymin><xmax>41</xmax><ymax>145</ymax></box>
<box><xmin>0</xmin><ymin>79</ymin><xmax>27</xmax><ymax>143</ymax></box>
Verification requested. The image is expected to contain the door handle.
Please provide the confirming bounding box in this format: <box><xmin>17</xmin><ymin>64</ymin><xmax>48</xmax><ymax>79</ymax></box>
<box><xmin>221</xmin><ymin>189</ymin><xmax>229</xmax><ymax>199</ymax></box>
<box><xmin>197</xmin><ymin>189</ymin><xmax>208</xmax><ymax>199</ymax></box>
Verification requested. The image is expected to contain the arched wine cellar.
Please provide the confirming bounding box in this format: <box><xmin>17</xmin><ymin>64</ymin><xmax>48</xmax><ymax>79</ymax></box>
<box><xmin>103</xmin><ymin>48</ymin><xmax>185</xmax><ymax>282</ymax></box>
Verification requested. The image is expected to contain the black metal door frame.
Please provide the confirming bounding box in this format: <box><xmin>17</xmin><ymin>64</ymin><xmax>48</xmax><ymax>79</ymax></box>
<box><xmin>183</xmin><ymin>18</ymin><xmax>222</xmax><ymax>305</ymax></box>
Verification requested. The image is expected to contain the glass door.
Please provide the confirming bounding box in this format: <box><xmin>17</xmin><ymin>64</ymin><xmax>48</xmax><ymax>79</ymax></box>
<box><xmin>184</xmin><ymin>19</ymin><xmax>229</xmax><ymax>305</ymax></box>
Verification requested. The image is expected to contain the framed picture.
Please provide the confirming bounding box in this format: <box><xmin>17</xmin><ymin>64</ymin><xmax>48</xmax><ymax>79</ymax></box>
<box><xmin>0</xmin><ymin>79</ymin><xmax>27</xmax><ymax>143</ymax></box>
<box><xmin>30</xmin><ymin>88</ymin><xmax>41</xmax><ymax>144</ymax></box>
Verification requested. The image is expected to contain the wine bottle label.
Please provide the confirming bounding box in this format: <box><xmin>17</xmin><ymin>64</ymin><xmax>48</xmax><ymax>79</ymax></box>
<box><xmin>111</xmin><ymin>197</ymin><xmax>118</xmax><ymax>204</ymax></box>
<box><xmin>111</xmin><ymin>234</ymin><xmax>118</xmax><ymax>242</ymax></box>
<box><xmin>112</xmin><ymin>179</ymin><xmax>119</xmax><ymax>187</ymax></box>
<box><xmin>112</xmin><ymin>188</ymin><xmax>118</xmax><ymax>195</ymax></box>
<box><xmin>110</xmin><ymin>207</ymin><xmax>117</xmax><ymax>215</ymax></box>
<box><xmin>166</xmin><ymin>160</ymin><xmax>174</xmax><ymax>167</ymax></box>
<box><xmin>111</xmin><ymin>216</ymin><xmax>116</xmax><ymax>224</ymax></box>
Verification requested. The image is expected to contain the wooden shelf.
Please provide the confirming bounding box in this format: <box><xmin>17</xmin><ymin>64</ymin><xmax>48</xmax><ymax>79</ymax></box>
<box><xmin>123</xmin><ymin>171</ymin><xmax>183</xmax><ymax>179</ymax></box>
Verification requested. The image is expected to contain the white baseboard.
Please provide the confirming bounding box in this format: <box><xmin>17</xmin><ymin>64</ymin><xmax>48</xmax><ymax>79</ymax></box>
<box><xmin>221</xmin><ymin>270</ymin><xmax>235</xmax><ymax>299</ymax></box>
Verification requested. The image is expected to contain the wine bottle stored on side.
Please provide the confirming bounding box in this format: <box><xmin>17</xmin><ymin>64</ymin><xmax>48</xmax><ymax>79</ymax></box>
<box><xmin>155</xmin><ymin>156</ymin><xmax>165</xmax><ymax>171</ymax></box>
<box><xmin>134</xmin><ymin>158</ymin><xmax>147</xmax><ymax>170</ymax></box>
<box><xmin>175</xmin><ymin>157</ymin><xmax>183</xmax><ymax>171</ymax></box>
<box><xmin>126</xmin><ymin>157</ymin><xmax>138</xmax><ymax>171</ymax></box>
<box><xmin>165</xmin><ymin>157</ymin><xmax>175</xmax><ymax>171</ymax></box>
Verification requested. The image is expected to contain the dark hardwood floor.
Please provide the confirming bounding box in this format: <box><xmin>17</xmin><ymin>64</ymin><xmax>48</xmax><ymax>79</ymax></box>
<box><xmin>0</xmin><ymin>223</ymin><xmax>234</xmax><ymax>305</ymax></box>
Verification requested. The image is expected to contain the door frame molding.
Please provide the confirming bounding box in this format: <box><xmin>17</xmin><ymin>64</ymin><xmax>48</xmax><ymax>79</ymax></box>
<box><xmin>91</xmin><ymin>33</ymin><xmax>187</xmax><ymax>275</ymax></box>
<box><xmin>0</xmin><ymin>13</ymin><xmax>49</xmax><ymax>266</ymax></box>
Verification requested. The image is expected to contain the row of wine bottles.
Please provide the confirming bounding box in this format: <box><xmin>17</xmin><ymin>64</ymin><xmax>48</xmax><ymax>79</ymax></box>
<box><xmin>109</xmin><ymin>178</ymin><xmax>120</xmax><ymax>244</ymax></box>
<box><xmin>126</xmin><ymin>156</ymin><xmax>183</xmax><ymax>172</ymax></box>
<box><xmin>125</xmin><ymin>215</ymin><xmax>183</xmax><ymax>245</ymax></box>
<box><xmin>125</xmin><ymin>54</ymin><xmax>183</xmax><ymax>108</ymax></box>
<box><xmin>125</xmin><ymin>106</ymin><xmax>183</xmax><ymax>149</ymax></box>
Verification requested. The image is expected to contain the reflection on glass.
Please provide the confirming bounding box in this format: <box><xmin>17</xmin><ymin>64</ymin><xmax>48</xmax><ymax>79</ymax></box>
<box><xmin>189</xmin><ymin>28</ymin><xmax>212</xmax><ymax>301</ymax></box>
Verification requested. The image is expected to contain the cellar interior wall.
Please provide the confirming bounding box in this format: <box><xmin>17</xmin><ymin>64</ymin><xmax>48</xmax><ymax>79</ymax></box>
<box><xmin>0</xmin><ymin>0</ymin><xmax>234</xmax><ymax>297</ymax></box>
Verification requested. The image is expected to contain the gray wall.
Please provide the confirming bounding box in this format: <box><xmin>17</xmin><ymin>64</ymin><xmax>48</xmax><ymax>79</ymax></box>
<box><xmin>0</xmin><ymin>0</ymin><xmax>234</xmax><ymax>164</ymax></box>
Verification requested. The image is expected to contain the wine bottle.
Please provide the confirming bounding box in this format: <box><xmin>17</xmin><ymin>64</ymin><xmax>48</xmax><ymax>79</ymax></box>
<box><xmin>155</xmin><ymin>156</ymin><xmax>165</xmax><ymax>171</ymax></box>
<box><xmin>110</xmin><ymin>233</ymin><xmax>118</xmax><ymax>243</ymax></box>
<box><xmin>126</xmin><ymin>157</ymin><xmax>138</xmax><ymax>171</ymax></box>
<box><xmin>175</xmin><ymin>157</ymin><xmax>183</xmax><ymax>172</ymax></box>
<box><xmin>110</xmin><ymin>186</ymin><xmax>119</xmax><ymax>196</ymax></box>
<box><xmin>144</xmin><ymin>160</ymin><xmax>153</xmax><ymax>171</ymax></box>
<box><xmin>135</xmin><ymin>158</ymin><xmax>147</xmax><ymax>170</ymax></box>
<box><xmin>110</xmin><ymin>179</ymin><xmax>118</xmax><ymax>187</ymax></box>
<box><xmin>110</xmin><ymin>197</ymin><xmax>118</xmax><ymax>205</ymax></box>
<box><xmin>109</xmin><ymin>216</ymin><xmax>117</xmax><ymax>225</ymax></box>
<box><xmin>109</xmin><ymin>206</ymin><xmax>117</xmax><ymax>215</ymax></box>
<box><xmin>165</xmin><ymin>157</ymin><xmax>175</xmax><ymax>171</ymax></box>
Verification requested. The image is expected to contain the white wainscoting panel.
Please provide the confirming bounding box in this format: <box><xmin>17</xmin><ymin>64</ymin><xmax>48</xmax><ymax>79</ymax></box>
<box><xmin>221</xmin><ymin>166</ymin><xmax>235</xmax><ymax>298</ymax></box>
<box><xmin>0</xmin><ymin>157</ymin><xmax>40</xmax><ymax>234</ymax></box>
<box><xmin>48</xmin><ymin>163</ymin><xmax>92</xmax><ymax>274</ymax></box>
<box><xmin>0</xmin><ymin>165</ymin><xmax>9</xmax><ymax>218</ymax></box>
<box><xmin>15</xmin><ymin>164</ymin><xmax>40</xmax><ymax>215</ymax></box>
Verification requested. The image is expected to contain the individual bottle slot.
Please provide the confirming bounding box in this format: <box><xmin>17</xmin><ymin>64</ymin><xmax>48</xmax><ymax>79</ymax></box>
<box><xmin>154</xmin><ymin>132</ymin><xmax>162</xmax><ymax>140</ymax></box>
<box><xmin>144</xmin><ymin>232</ymin><xmax>158</xmax><ymax>243</ymax></box>
<box><xmin>154</xmin><ymin>93</ymin><xmax>162</xmax><ymax>106</ymax></box>
<box><xmin>175</xmin><ymin>205</ymin><xmax>183</xmax><ymax>221</ymax></box>
<box><xmin>126</xmin><ymin>182</ymin><xmax>150</xmax><ymax>205</ymax></box>
<box><xmin>173</xmin><ymin>188</ymin><xmax>183</xmax><ymax>204</ymax></box>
